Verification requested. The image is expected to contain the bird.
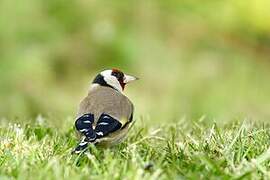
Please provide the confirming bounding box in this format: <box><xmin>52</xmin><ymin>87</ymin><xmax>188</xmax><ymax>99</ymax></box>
<box><xmin>73</xmin><ymin>69</ymin><xmax>138</xmax><ymax>154</ymax></box>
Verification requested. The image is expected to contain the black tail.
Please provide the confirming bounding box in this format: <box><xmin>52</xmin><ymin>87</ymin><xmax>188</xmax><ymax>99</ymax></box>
<box><xmin>72</xmin><ymin>138</ymin><xmax>89</xmax><ymax>154</ymax></box>
<box><xmin>73</xmin><ymin>113</ymin><xmax>97</xmax><ymax>154</ymax></box>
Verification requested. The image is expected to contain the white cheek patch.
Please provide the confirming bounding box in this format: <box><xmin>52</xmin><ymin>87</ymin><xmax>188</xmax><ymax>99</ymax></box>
<box><xmin>101</xmin><ymin>70</ymin><xmax>123</xmax><ymax>92</ymax></box>
<box><xmin>104</xmin><ymin>76</ymin><xmax>123</xmax><ymax>92</ymax></box>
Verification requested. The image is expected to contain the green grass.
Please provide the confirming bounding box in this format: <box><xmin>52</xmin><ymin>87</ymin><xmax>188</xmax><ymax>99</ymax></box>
<box><xmin>1</xmin><ymin>0</ymin><xmax>270</xmax><ymax>179</ymax></box>
<box><xmin>1</xmin><ymin>117</ymin><xmax>269</xmax><ymax>180</ymax></box>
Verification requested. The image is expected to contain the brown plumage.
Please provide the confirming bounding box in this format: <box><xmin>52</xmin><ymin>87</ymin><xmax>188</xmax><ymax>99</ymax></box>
<box><xmin>73</xmin><ymin>69</ymin><xmax>138</xmax><ymax>153</ymax></box>
<box><xmin>77</xmin><ymin>85</ymin><xmax>134</xmax><ymax>146</ymax></box>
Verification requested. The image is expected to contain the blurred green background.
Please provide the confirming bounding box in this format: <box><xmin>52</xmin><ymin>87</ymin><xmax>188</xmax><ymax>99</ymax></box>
<box><xmin>1</xmin><ymin>0</ymin><xmax>270</xmax><ymax>124</ymax></box>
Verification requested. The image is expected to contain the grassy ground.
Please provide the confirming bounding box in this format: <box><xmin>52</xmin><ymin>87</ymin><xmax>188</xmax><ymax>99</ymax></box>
<box><xmin>0</xmin><ymin>117</ymin><xmax>269</xmax><ymax>180</ymax></box>
<box><xmin>1</xmin><ymin>1</ymin><xmax>270</xmax><ymax>179</ymax></box>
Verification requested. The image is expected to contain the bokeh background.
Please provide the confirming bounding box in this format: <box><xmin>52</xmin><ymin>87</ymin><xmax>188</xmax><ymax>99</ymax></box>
<box><xmin>1</xmin><ymin>0</ymin><xmax>270</xmax><ymax>125</ymax></box>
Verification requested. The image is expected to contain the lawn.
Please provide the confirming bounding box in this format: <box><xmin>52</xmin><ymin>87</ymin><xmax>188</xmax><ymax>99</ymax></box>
<box><xmin>1</xmin><ymin>117</ymin><xmax>269</xmax><ymax>179</ymax></box>
<box><xmin>1</xmin><ymin>0</ymin><xmax>270</xmax><ymax>179</ymax></box>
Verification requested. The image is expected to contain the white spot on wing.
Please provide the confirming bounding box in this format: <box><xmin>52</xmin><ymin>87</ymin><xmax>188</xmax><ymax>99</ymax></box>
<box><xmin>79</xmin><ymin>141</ymin><xmax>88</xmax><ymax>146</ymax></box>
<box><xmin>98</xmin><ymin>122</ymin><xmax>109</xmax><ymax>126</ymax></box>
<box><xmin>83</xmin><ymin>121</ymin><xmax>91</xmax><ymax>124</ymax></box>
<box><xmin>96</xmin><ymin>132</ymin><xmax>104</xmax><ymax>136</ymax></box>
<box><xmin>79</xmin><ymin>129</ymin><xmax>88</xmax><ymax>132</ymax></box>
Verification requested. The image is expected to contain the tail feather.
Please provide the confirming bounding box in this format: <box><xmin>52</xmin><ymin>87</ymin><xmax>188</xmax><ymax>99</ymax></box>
<box><xmin>73</xmin><ymin>138</ymin><xmax>89</xmax><ymax>154</ymax></box>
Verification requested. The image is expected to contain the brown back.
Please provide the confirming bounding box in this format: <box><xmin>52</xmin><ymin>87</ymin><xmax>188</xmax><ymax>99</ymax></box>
<box><xmin>77</xmin><ymin>86</ymin><xmax>134</xmax><ymax>126</ymax></box>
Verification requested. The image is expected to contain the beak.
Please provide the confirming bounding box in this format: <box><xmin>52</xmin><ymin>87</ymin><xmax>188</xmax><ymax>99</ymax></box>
<box><xmin>124</xmin><ymin>74</ymin><xmax>139</xmax><ymax>84</ymax></box>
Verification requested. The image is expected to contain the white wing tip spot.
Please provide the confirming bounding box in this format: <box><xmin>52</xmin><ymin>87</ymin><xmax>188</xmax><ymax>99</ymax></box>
<box><xmin>79</xmin><ymin>141</ymin><xmax>88</xmax><ymax>146</ymax></box>
<box><xmin>99</xmin><ymin>122</ymin><xmax>109</xmax><ymax>126</ymax></box>
<box><xmin>96</xmin><ymin>132</ymin><xmax>104</xmax><ymax>136</ymax></box>
<box><xmin>79</xmin><ymin>129</ymin><xmax>88</xmax><ymax>132</ymax></box>
<box><xmin>83</xmin><ymin>121</ymin><xmax>91</xmax><ymax>124</ymax></box>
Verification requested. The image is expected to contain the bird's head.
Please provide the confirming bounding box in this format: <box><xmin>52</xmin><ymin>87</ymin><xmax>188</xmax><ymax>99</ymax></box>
<box><xmin>92</xmin><ymin>69</ymin><xmax>138</xmax><ymax>92</ymax></box>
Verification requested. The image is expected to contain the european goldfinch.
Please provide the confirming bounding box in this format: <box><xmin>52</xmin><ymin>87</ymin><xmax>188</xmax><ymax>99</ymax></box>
<box><xmin>73</xmin><ymin>69</ymin><xmax>138</xmax><ymax>154</ymax></box>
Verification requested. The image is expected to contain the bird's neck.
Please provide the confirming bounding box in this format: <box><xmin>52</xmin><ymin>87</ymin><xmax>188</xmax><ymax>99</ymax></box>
<box><xmin>89</xmin><ymin>84</ymin><xmax>124</xmax><ymax>94</ymax></box>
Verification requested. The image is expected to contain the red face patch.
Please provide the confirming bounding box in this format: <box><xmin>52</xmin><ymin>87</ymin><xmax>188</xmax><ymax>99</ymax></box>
<box><xmin>112</xmin><ymin>68</ymin><xmax>122</xmax><ymax>73</ymax></box>
<box><xmin>111</xmin><ymin>69</ymin><xmax>126</xmax><ymax>90</ymax></box>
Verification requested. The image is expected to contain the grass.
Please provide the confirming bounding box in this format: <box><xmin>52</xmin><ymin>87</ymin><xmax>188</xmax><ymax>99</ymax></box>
<box><xmin>1</xmin><ymin>0</ymin><xmax>270</xmax><ymax>179</ymax></box>
<box><xmin>0</xmin><ymin>117</ymin><xmax>270</xmax><ymax>180</ymax></box>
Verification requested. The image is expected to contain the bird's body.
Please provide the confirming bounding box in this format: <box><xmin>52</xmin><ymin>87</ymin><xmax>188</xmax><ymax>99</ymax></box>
<box><xmin>73</xmin><ymin>69</ymin><xmax>138</xmax><ymax>154</ymax></box>
<box><xmin>77</xmin><ymin>85</ymin><xmax>134</xmax><ymax>147</ymax></box>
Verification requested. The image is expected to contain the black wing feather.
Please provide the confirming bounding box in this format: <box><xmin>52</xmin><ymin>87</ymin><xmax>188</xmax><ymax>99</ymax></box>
<box><xmin>75</xmin><ymin>113</ymin><xmax>96</xmax><ymax>141</ymax></box>
<box><xmin>73</xmin><ymin>113</ymin><xmax>122</xmax><ymax>154</ymax></box>
<box><xmin>95</xmin><ymin>113</ymin><xmax>122</xmax><ymax>138</ymax></box>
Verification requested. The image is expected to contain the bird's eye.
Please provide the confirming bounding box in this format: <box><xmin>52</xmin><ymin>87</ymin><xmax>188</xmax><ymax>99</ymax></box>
<box><xmin>112</xmin><ymin>71</ymin><xmax>124</xmax><ymax>81</ymax></box>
